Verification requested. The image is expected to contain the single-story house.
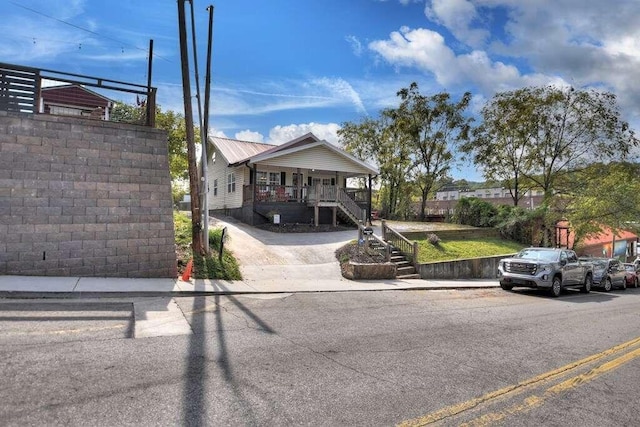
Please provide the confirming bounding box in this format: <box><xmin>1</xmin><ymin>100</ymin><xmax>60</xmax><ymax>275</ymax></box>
<box><xmin>206</xmin><ymin>132</ymin><xmax>379</xmax><ymax>226</ymax></box>
<box><xmin>40</xmin><ymin>84</ymin><xmax>113</xmax><ymax>120</ymax></box>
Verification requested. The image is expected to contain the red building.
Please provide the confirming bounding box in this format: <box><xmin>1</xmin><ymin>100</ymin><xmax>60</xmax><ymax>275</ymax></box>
<box><xmin>40</xmin><ymin>84</ymin><xmax>113</xmax><ymax>120</ymax></box>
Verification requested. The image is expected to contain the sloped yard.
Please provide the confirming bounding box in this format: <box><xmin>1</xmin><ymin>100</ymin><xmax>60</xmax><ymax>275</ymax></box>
<box><xmin>416</xmin><ymin>237</ymin><xmax>524</xmax><ymax>264</ymax></box>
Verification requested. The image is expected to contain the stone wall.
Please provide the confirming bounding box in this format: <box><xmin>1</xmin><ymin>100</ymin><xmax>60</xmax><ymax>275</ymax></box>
<box><xmin>0</xmin><ymin>111</ymin><xmax>177</xmax><ymax>278</ymax></box>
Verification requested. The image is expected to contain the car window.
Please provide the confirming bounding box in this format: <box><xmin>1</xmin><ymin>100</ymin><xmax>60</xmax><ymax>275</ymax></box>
<box><xmin>567</xmin><ymin>252</ymin><xmax>578</xmax><ymax>263</ymax></box>
<box><xmin>610</xmin><ymin>261</ymin><xmax>619</xmax><ymax>270</ymax></box>
<box><xmin>624</xmin><ymin>264</ymin><xmax>634</xmax><ymax>272</ymax></box>
<box><xmin>560</xmin><ymin>252</ymin><xmax>568</xmax><ymax>263</ymax></box>
<box><xmin>516</xmin><ymin>249</ymin><xmax>558</xmax><ymax>261</ymax></box>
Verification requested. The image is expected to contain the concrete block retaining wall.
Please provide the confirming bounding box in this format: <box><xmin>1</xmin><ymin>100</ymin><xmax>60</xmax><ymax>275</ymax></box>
<box><xmin>416</xmin><ymin>254</ymin><xmax>514</xmax><ymax>280</ymax></box>
<box><xmin>0</xmin><ymin>111</ymin><xmax>177</xmax><ymax>278</ymax></box>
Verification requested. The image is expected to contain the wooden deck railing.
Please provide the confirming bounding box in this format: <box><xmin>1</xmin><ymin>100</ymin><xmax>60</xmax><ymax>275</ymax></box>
<box><xmin>382</xmin><ymin>220</ymin><xmax>418</xmax><ymax>266</ymax></box>
<box><xmin>243</xmin><ymin>184</ymin><xmax>308</xmax><ymax>203</ymax></box>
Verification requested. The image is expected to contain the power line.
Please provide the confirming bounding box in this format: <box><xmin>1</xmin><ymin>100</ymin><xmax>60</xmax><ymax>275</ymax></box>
<box><xmin>9</xmin><ymin>1</ymin><xmax>173</xmax><ymax>63</ymax></box>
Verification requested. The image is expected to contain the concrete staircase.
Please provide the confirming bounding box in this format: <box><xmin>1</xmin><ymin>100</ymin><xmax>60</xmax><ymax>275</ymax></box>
<box><xmin>369</xmin><ymin>239</ymin><xmax>421</xmax><ymax>279</ymax></box>
<box><xmin>390</xmin><ymin>247</ymin><xmax>421</xmax><ymax>279</ymax></box>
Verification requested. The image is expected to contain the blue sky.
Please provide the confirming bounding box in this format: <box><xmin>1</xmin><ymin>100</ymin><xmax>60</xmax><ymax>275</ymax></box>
<box><xmin>3</xmin><ymin>0</ymin><xmax>640</xmax><ymax>180</ymax></box>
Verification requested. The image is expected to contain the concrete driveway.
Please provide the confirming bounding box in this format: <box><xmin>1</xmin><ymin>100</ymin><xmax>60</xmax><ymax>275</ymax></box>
<box><xmin>209</xmin><ymin>216</ymin><xmax>359</xmax><ymax>282</ymax></box>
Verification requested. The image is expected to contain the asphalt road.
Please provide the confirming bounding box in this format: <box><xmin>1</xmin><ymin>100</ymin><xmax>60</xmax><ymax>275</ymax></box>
<box><xmin>2</xmin><ymin>287</ymin><xmax>640</xmax><ymax>426</ymax></box>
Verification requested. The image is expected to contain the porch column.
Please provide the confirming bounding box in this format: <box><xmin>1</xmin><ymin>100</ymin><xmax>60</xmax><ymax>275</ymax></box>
<box><xmin>252</xmin><ymin>164</ymin><xmax>257</xmax><ymax>204</ymax></box>
<box><xmin>332</xmin><ymin>206</ymin><xmax>337</xmax><ymax>226</ymax></box>
<box><xmin>314</xmin><ymin>205</ymin><xmax>319</xmax><ymax>227</ymax></box>
<box><xmin>297</xmin><ymin>168</ymin><xmax>301</xmax><ymax>203</ymax></box>
<box><xmin>368</xmin><ymin>174</ymin><xmax>372</xmax><ymax>225</ymax></box>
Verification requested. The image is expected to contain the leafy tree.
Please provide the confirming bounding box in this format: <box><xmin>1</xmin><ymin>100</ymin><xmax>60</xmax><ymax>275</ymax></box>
<box><xmin>339</xmin><ymin>83</ymin><xmax>471</xmax><ymax>220</ymax></box>
<box><xmin>110</xmin><ymin>101</ymin><xmax>199</xmax><ymax>182</ymax></box>
<box><xmin>462</xmin><ymin>90</ymin><xmax>538</xmax><ymax>206</ymax></box>
<box><xmin>565</xmin><ymin>162</ymin><xmax>640</xmax><ymax>244</ymax></box>
<box><xmin>393</xmin><ymin>83</ymin><xmax>472</xmax><ymax>220</ymax></box>
<box><xmin>463</xmin><ymin>86</ymin><xmax>639</xmax><ymax>245</ymax></box>
<box><xmin>464</xmin><ymin>86</ymin><xmax>638</xmax><ymax>207</ymax></box>
<box><xmin>339</xmin><ymin>115</ymin><xmax>412</xmax><ymax>219</ymax></box>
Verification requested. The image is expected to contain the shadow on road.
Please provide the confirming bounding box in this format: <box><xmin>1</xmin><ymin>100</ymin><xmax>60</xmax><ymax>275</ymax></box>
<box><xmin>182</xmin><ymin>292</ymin><xmax>275</xmax><ymax>426</ymax></box>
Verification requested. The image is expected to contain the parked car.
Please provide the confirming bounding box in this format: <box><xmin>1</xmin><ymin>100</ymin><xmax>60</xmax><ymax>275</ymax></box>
<box><xmin>622</xmin><ymin>263</ymin><xmax>639</xmax><ymax>288</ymax></box>
<box><xmin>579</xmin><ymin>257</ymin><xmax>626</xmax><ymax>291</ymax></box>
<box><xmin>498</xmin><ymin>248</ymin><xmax>593</xmax><ymax>297</ymax></box>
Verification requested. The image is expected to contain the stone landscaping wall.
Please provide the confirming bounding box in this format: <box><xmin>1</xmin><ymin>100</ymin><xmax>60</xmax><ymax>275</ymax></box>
<box><xmin>341</xmin><ymin>262</ymin><xmax>396</xmax><ymax>280</ymax></box>
<box><xmin>0</xmin><ymin>111</ymin><xmax>177</xmax><ymax>278</ymax></box>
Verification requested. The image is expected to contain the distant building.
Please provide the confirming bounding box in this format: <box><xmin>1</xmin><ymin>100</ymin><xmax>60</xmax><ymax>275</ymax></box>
<box><xmin>40</xmin><ymin>84</ymin><xmax>113</xmax><ymax>120</ymax></box>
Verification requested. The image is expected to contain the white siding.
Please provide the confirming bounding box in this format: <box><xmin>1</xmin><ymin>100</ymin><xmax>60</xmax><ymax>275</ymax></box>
<box><xmin>258</xmin><ymin>145</ymin><xmax>372</xmax><ymax>175</ymax></box>
<box><xmin>206</xmin><ymin>147</ymin><xmax>245</xmax><ymax>209</ymax></box>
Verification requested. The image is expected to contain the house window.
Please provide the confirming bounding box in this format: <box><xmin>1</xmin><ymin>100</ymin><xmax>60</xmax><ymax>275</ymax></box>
<box><xmin>213</xmin><ymin>179</ymin><xmax>218</xmax><ymax>196</ymax></box>
<box><xmin>268</xmin><ymin>172</ymin><xmax>280</xmax><ymax>186</ymax></box>
<box><xmin>257</xmin><ymin>171</ymin><xmax>268</xmax><ymax>185</ymax></box>
<box><xmin>227</xmin><ymin>173</ymin><xmax>236</xmax><ymax>193</ymax></box>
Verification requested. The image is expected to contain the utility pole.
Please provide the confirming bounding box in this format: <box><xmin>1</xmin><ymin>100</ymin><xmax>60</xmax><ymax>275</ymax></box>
<box><xmin>177</xmin><ymin>0</ymin><xmax>204</xmax><ymax>255</ymax></box>
<box><xmin>187</xmin><ymin>0</ymin><xmax>209</xmax><ymax>254</ymax></box>
<box><xmin>202</xmin><ymin>5</ymin><xmax>215</xmax><ymax>253</ymax></box>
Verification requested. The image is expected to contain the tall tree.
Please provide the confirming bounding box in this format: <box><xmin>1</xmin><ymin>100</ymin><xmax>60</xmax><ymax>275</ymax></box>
<box><xmin>464</xmin><ymin>85</ymin><xmax>638</xmax><ymax>245</ymax></box>
<box><xmin>394</xmin><ymin>83</ymin><xmax>472</xmax><ymax>220</ymax></box>
<box><xmin>339</xmin><ymin>115</ymin><xmax>412</xmax><ymax>218</ymax></box>
<box><xmin>566</xmin><ymin>162</ymin><xmax>640</xmax><ymax>245</ymax></box>
<box><xmin>462</xmin><ymin>89</ymin><xmax>538</xmax><ymax>206</ymax></box>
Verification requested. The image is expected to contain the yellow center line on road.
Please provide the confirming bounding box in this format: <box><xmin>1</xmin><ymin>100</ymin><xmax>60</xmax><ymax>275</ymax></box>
<box><xmin>397</xmin><ymin>336</ymin><xmax>640</xmax><ymax>427</ymax></box>
<box><xmin>461</xmin><ymin>345</ymin><xmax>640</xmax><ymax>426</ymax></box>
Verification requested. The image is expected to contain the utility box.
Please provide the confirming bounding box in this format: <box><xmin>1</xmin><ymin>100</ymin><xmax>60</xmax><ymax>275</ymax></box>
<box><xmin>273</xmin><ymin>214</ymin><xmax>280</xmax><ymax>224</ymax></box>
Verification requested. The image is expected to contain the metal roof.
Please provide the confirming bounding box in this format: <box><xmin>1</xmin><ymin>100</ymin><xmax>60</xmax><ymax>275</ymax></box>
<box><xmin>210</xmin><ymin>136</ymin><xmax>274</xmax><ymax>164</ymax></box>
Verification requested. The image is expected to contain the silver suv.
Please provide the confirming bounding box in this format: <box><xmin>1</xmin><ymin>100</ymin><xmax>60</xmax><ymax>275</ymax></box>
<box><xmin>498</xmin><ymin>248</ymin><xmax>593</xmax><ymax>297</ymax></box>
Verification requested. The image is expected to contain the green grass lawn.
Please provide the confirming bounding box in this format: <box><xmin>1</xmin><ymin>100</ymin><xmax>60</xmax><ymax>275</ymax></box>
<box><xmin>416</xmin><ymin>237</ymin><xmax>524</xmax><ymax>264</ymax></box>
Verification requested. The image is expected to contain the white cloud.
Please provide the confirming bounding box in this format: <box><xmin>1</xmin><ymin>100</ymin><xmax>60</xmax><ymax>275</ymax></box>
<box><xmin>310</xmin><ymin>77</ymin><xmax>367</xmax><ymax>114</ymax></box>
<box><xmin>267</xmin><ymin>123</ymin><xmax>341</xmax><ymax>145</ymax></box>
<box><xmin>235</xmin><ymin>130</ymin><xmax>264</xmax><ymax>143</ymax></box>
<box><xmin>425</xmin><ymin>0</ymin><xmax>489</xmax><ymax>47</ymax></box>
<box><xmin>345</xmin><ymin>35</ymin><xmax>363</xmax><ymax>57</ymax></box>
<box><xmin>369</xmin><ymin>26</ymin><xmax>567</xmax><ymax>95</ymax></box>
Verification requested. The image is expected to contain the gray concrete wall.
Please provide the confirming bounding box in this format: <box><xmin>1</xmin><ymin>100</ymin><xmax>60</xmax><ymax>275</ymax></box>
<box><xmin>417</xmin><ymin>254</ymin><xmax>514</xmax><ymax>280</ymax></box>
<box><xmin>0</xmin><ymin>111</ymin><xmax>177</xmax><ymax>278</ymax></box>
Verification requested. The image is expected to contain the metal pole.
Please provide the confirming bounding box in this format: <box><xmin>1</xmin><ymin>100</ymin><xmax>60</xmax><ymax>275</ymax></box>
<box><xmin>177</xmin><ymin>0</ymin><xmax>203</xmax><ymax>254</ymax></box>
<box><xmin>203</xmin><ymin>4</ymin><xmax>215</xmax><ymax>254</ymax></box>
<box><xmin>187</xmin><ymin>0</ymin><xmax>209</xmax><ymax>254</ymax></box>
<box><xmin>146</xmin><ymin>39</ymin><xmax>154</xmax><ymax>126</ymax></box>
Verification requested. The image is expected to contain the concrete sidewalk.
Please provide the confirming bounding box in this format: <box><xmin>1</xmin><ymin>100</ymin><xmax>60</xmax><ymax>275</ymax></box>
<box><xmin>0</xmin><ymin>275</ymin><xmax>499</xmax><ymax>297</ymax></box>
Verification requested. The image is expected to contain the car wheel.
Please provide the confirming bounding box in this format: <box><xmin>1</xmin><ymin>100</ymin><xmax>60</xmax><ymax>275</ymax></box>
<box><xmin>500</xmin><ymin>282</ymin><xmax>513</xmax><ymax>291</ymax></box>
<box><xmin>550</xmin><ymin>276</ymin><xmax>562</xmax><ymax>297</ymax></box>
<box><xmin>603</xmin><ymin>278</ymin><xmax>612</xmax><ymax>292</ymax></box>
<box><xmin>621</xmin><ymin>280</ymin><xmax>627</xmax><ymax>290</ymax></box>
<box><xmin>581</xmin><ymin>275</ymin><xmax>592</xmax><ymax>293</ymax></box>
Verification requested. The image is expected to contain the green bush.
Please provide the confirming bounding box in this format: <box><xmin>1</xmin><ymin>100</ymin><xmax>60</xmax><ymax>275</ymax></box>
<box><xmin>452</xmin><ymin>197</ymin><xmax>498</xmax><ymax>227</ymax></box>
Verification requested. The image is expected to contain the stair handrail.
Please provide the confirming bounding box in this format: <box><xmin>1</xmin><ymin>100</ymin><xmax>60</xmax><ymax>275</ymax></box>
<box><xmin>358</xmin><ymin>223</ymin><xmax>390</xmax><ymax>262</ymax></box>
<box><xmin>381</xmin><ymin>220</ymin><xmax>418</xmax><ymax>266</ymax></box>
<box><xmin>337</xmin><ymin>188</ymin><xmax>365</xmax><ymax>223</ymax></box>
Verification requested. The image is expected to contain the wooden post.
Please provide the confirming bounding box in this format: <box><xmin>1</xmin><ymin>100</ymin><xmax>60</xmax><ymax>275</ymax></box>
<box><xmin>314</xmin><ymin>205</ymin><xmax>319</xmax><ymax>227</ymax></box>
<box><xmin>367</xmin><ymin>174</ymin><xmax>373</xmax><ymax>225</ymax></box>
<box><xmin>332</xmin><ymin>206</ymin><xmax>337</xmax><ymax>226</ymax></box>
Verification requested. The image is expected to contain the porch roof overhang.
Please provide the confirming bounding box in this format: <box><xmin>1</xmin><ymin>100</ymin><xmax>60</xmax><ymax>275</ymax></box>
<box><xmin>236</xmin><ymin>140</ymin><xmax>379</xmax><ymax>177</ymax></box>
